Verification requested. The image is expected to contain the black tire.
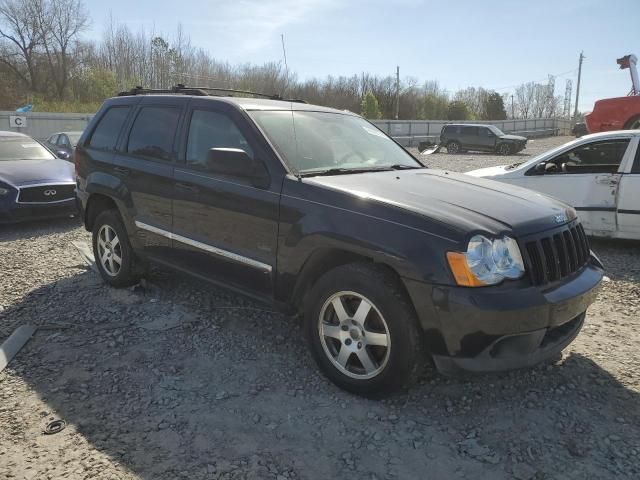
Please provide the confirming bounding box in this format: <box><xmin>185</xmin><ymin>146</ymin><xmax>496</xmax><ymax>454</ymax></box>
<box><xmin>446</xmin><ymin>141</ymin><xmax>460</xmax><ymax>154</ymax></box>
<box><xmin>304</xmin><ymin>263</ymin><xmax>423</xmax><ymax>396</ymax></box>
<box><xmin>92</xmin><ymin>209</ymin><xmax>140</xmax><ymax>287</ymax></box>
<box><xmin>624</xmin><ymin>116</ymin><xmax>640</xmax><ymax>130</ymax></box>
<box><xmin>497</xmin><ymin>143</ymin><xmax>512</xmax><ymax>155</ymax></box>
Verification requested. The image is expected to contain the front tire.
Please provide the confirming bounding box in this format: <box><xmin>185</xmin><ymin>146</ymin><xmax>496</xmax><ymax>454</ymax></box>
<box><xmin>304</xmin><ymin>263</ymin><xmax>422</xmax><ymax>396</ymax></box>
<box><xmin>624</xmin><ymin>116</ymin><xmax>640</xmax><ymax>130</ymax></box>
<box><xmin>92</xmin><ymin>209</ymin><xmax>140</xmax><ymax>287</ymax></box>
<box><xmin>497</xmin><ymin>143</ymin><xmax>512</xmax><ymax>155</ymax></box>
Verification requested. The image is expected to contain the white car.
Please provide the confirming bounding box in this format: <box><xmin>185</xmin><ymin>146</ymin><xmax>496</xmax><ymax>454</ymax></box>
<box><xmin>467</xmin><ymin>131</ymin><xmax>640</xmax><ymax>240</ymax></box>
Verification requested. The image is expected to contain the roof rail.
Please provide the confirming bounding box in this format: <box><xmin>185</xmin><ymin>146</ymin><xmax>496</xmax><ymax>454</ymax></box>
<box><xmin>117</xmin><ymin>84</ymin><xmax>307</xmax><ymax>103</ymax></box>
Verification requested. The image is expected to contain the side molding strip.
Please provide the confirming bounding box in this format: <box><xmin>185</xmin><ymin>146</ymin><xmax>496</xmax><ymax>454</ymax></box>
<box><xmin>134</xmin><ymin>221</ymin><xmax>272</xmax><ymax>273</ymax></box>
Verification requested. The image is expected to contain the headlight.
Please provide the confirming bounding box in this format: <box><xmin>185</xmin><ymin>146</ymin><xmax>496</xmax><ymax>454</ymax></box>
<box><xmin>447</xmin><ymin>234</ymin><xmax>525</xmax><ymax>287</ymax></box>
<box><xmin>0</xmin><ymin>187</ymin><xmax>9</xmax><ymax>196</ymax></box>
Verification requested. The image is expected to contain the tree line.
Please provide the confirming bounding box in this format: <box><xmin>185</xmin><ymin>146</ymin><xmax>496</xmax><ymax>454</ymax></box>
<box><xmin>1</xmin><ymin>0</ymin><xmax>569</xmax><ymax>119</ymax></box>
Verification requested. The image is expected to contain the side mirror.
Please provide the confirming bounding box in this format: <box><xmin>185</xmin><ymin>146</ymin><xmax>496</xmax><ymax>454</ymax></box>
<box><xmin>206</xmin><ymin>148</ymin><xmax>269</xmax><ymax>187</ymax></box>
<box><xmin>56</xmin><ymin>150</ymin><xmax>70</xmax><ymax>160</ymax></box>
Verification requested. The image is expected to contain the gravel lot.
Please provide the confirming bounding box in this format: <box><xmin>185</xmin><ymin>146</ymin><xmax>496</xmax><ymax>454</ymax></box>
<box><xmin>1</xmin><ymin>135</ymin><xmax>639</xmax><ymax>480</ymax></box>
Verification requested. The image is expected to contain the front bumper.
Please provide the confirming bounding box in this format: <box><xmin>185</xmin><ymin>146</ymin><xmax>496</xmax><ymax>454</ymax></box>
<box><xmin>405</xmin><ymin>257</ymin><xmax>603</xmax><ymax>374</ymax></box>
<box><xmin>0</xmin><ymin>198</ymin><xmax>78</xmax><ymax>224</ymax></box>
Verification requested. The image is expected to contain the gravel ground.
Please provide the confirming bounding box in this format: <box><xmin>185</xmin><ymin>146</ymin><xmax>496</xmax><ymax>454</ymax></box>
<box><xmin>1</xmin><ymin>135</ymin><xmax>639</xmax><ymax>479</ymax></box>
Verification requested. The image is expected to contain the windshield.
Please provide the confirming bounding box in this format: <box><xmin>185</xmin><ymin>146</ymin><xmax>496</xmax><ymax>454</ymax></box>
<box><xmin>68</xmin><ymin>133</ymin><xmax>82</xmax><ymax>146</ymax></box>
<box><xmin>0</xmin><ymin>138</ymin><xmax>56</xmax><ymax>161</ymax></box>
<box><xmin>488</xmin><ymin>125</ymin><xmax>504</xmax><ymax>136</ymax></box>
<box><xmin>249</xmin><ymin>111</ymin><xmax>422</xmax><ymax>175</ymax></box>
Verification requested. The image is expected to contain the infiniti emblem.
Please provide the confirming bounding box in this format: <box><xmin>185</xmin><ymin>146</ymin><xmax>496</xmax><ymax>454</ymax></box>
<box><xmin>44</xmin><ymin>189</ymin><xmax>57</xmax><ymax>196</ymax></box>
<box><xmin>554</xmin><ymin>213</ymin><xmax>567</xmax><ymax>224</ymax></box>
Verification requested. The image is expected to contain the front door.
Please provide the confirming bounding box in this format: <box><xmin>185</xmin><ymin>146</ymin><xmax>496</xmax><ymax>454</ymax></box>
<box><xmin>477</xmin><ymin>126</ymin><xmax>497</xmax><ymax>151</ymax></box>
<box><xmin>510</xmin><ymin>137</ymin><xmax>632</xmax><ymax>235</ymax></box>
<box><xmin>170</xmin><ymin>101</ymin><xmax>280</xmax><ymax>298</ymax></box>
<box><xmin>617</xmin><ymin>137</ymin><xmax>640</xmax><ymax>239</ymax></box>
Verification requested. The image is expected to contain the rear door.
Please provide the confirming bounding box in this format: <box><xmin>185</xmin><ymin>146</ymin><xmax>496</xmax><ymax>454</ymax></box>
<box><xmin>113</xmin><ymin>97</ymin><xmax>185</xmax><ymax>257</ymax></box>
<box><xmin>511</xmin><ymin>137</ymin><xmax>631</xmax><ymax>235</ymax></box>
<box><xmin>461</xmin><ymin>126</ymin><xmax>479</xmax><ymax>150</ymax></box>
<box><xmin>616</xmin><ymin>137</ymin><xmax>640</xmax><ymax>239</ymax></box>
<box><xmin>170</xmin><ymin>100</ymin><xmax>280</xmax><ymax>298</ymax></box>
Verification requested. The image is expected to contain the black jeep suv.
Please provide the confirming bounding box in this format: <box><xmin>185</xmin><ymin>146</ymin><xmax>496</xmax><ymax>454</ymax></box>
<box><xmin>441</xmin><ymin>124</ymin><xmax>527</xmax><ymax>155</ymax></box>
<box><xmin>75</xmin><ymin>86</ymin><xmax>603</xmax><ymax>395</ymax></box>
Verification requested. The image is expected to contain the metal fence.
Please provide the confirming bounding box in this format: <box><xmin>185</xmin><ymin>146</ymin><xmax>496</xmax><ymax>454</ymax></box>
<box><xmin>1</xmin><ymin>110</ymin><xmax>572</xmax><ymax>147</ymax></box>
<box><xmin>0</xmin><ymin>111</ymin><xmax>94</xmax><ymax>140</ymax></box>
<box><xmin>372</xmin><ymin>118</ymin><xmax>573</xmax><ymax>147</ymax></box>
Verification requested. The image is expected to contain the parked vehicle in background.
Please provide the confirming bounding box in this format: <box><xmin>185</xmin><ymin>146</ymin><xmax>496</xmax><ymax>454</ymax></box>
<box><xmin>440</xmin><ymin>124</ymin><xmax>527</xmax><ymax>155</ymax></box>
<box><xmin>75</xmin><ymin>86</ymin><xmax>602</xmax><ymax>395</ymax></box>
<box><xmin>46</xmin><ymin>131</ymin><xmax>83</xmax><ymax>160</ymax></box>
<box><xmin>584</xmin><ymin>54</ymin><xmax>640</xmax><ymax>133</ymax></box>
<box><xmin>572</xmin><ymin>122</ymin><xmax>588</xmax><ymax>138</ymax></box>
<box><xmin>467</xmin><ymin>131</ymin><xmax>640</xmax><ymax>240</ymax></box>
<box><xmin>0</xmin><ymin>131</ymin><xmax>77</xmax><ymax>223</ymax></box>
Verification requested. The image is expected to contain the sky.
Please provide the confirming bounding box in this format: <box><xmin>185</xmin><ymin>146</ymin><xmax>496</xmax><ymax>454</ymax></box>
<box><xmin>82</xmin><ymin>0</ymin><xmax>640</xmax><ymax>112</ymax></box>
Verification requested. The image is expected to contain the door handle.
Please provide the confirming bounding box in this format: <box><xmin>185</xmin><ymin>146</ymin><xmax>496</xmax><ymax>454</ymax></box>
<box><xmin>113</xmin><ymin>166</ymin><xmax>130</xmax><ymax>176</ymax></box>
<box><xmin>595</xmin><ymin>177</ymin><xmax>618</xmax><ymax>186</ymax></box>
<box><xmin>175</xmin><ymin>182</ymin><xmax>198</xmax><ymax>192</ymax></box>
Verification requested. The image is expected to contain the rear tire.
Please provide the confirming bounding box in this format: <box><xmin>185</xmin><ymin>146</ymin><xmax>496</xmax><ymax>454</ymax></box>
<box><xmin>447</xmin><ymin>141</ymin><xmax>461</xmax><ymax>154</ymax></box>
<box><xmin>304</xmin><ymin>263</ymin><xmax>423</xmax><ymax>396</ymax></box>
<box><xmin>624</xmin><ymin>116</ymin><xmax>640</xmax><ymax>130</ymax></box>
<box><xmin>92</xmin><ymin>209</ymin><xmax>140</xmax><ymax>287</ymax></box>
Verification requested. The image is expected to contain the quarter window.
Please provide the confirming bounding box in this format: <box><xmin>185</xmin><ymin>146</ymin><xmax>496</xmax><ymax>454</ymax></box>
<box><xmin>89</xmin><ymin>107</ymin><xmax>131</xmax><ymax>150</ymax></box>
<box><xmin>185</xmin><ymin>110</ymin><xmax>253</xmax><ymax>171</ymax></box>
<box><xmin>127</xmin><ymin>106</ymin><xmax>181</xmax><ymax>161</ymax></box>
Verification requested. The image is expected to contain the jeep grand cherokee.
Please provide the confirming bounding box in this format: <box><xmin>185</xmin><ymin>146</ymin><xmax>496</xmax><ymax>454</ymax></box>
<box><xmin>75</xmin><ymin>86</ymin><xmax>603</xmax><ymax>395</ymax></box>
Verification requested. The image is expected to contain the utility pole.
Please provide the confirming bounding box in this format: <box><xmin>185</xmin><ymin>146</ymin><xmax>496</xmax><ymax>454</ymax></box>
<box><xmin>395</xmin><ymin>66</ymin><xmax>400</xmax><ymax>120</ymax></box>
<box><xmin>510</xmin><ymin>94</ymin><xmax>514</xmax><ymax>118</ymax></box>
<box><xmin>573</xmin><ymin>51</ymin><xmax>584</xmax><ymax>119</ymax></box>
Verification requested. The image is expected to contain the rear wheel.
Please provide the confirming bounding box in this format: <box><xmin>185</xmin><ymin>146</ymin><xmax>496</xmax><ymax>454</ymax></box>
<box><xmin>92</xmin><ymin>209</ymin><xmax>140</xmax><ymax>287</ymax></box>
<box><xmin>447</xmin><ymin>141</ymin><xmax>461</xmax><ymax>154</ymax></box>
<box><xmin>624</xmin><ymin>116</ymin><xmax>640</xmax><ymax>130</ymax></box>
<box><xmin>305</xmin><ymin>263</ymin><xmax>423</xmax><ymax>396</ymax></box>
<box><xmin>497</xmin><ymin>143</ymin><xmax>512</xmax><ymax>155</ymax></box>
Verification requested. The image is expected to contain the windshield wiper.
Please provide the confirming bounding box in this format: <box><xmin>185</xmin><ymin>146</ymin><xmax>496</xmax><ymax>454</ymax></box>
<box><xmin>299</xmin><ymin>164</ymin><xmax>421</xmax><ymax>177</ymax></box>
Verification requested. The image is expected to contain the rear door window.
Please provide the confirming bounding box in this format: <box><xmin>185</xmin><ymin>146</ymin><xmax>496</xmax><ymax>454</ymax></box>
<box><xmin>462</xmin><ymin>126</ymin><xmax>478</xmax><ymax>136</ymax></box>
<box><xmin>126</xmin><ymin>106</ymin><xmax>181</xmax><ymax>161</ymax></box>
<box><xmin>89</xmin><ymin>107</ymin><xmax>131</xmax><ymax>150</ymax></box>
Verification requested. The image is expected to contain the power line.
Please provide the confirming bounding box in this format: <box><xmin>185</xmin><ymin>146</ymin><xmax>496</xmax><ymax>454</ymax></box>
<box><xmin>489</xmin><ymin>68</ymin><xmax>579</xmax><ymax>92</ymax></box>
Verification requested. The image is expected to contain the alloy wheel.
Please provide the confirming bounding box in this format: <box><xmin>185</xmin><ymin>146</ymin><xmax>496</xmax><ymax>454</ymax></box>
<box><xmin>97</xmin><ymin>225</ymin><xmax>123</xmax><ymax>277</ymax></box>
<box><xmin>628</xmin><ymin>118</ymin><xmax>640</xmax><ymax>130</ymax></box>
<box><xmin>448</xmin><ymin>142</ymin><xmax>459</xmax><ymax>154</ymax></box>
<box><xmin>318</xmin><ymin>291</ymin><xmax>391</xmax><ymax>380</ymax></box>
<box><xmin>499</xmin><ymin>143</ymin><xmax>511</xmax><ymax>155</ymax></box>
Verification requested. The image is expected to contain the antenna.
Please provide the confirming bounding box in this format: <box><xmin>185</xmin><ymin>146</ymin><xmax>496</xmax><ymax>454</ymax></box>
<box><xmin>281</xmin><ymin>34</ymin><xmax>290</xmax><ymax>98</ymax></box>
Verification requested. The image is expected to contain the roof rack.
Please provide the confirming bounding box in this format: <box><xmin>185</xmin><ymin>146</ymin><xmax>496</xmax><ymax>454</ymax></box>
<box><xmin>117</xmin><ymin>84</ymin><xmax>307</xmax><ymax>103</ymax></box>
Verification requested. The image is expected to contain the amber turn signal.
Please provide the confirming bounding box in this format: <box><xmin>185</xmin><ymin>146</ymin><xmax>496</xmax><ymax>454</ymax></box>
<box><xmin>446</xmin><ymin>252</ymin><xmax>486</xmax><ymax>287</ymax></box>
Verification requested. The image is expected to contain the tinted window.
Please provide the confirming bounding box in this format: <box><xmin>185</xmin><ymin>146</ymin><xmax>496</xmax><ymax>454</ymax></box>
<box><xmin>633</xmin><ymin>141</ymin><xmax>640</xmax><ymax>173</ymax></box>
<box><xmin>462</xmin><ymin>126</ymin><xmax>478</xmax><ymax>136</ymax></box>
<box><xmin>186</xmin><ymin>110</ymin><xmax>253</xmax><ymax>170</ymax></box>
<box><xmin>89</xmin><ymin>107</ymin><xmax>130</xmax><ymax>150</ymax></box>
<box><xmin>127</xmin><ymin>107</ymin><xmax>181</xmax><ymax>161</ymax></box>
<box><xmin>57</xmin><ymin>135</ymin><xmax>70</xmax><ymax>147</ymax></box>
<box><xmin>48</xmin><ymin>134</ymin><xmax>59</xmax><ymax>144</ymax></box>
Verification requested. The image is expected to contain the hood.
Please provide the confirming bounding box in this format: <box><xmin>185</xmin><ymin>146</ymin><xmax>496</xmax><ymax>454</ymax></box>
<box><xmin>305</xmin><ymin>169</ymin><xmax>576</xmax><ymax>237</ymax></box>
<box><xmin>465</xmin><ymin>165</ymin><xmax>509</xmax><ymax>178</ymax></box>
<box><xmin>499</xmin><ymin>134</ymin><xmax>527</xmax><ymax>142</ymax></box>
<box><xmin>0</xmin><ymin>159</ymin><xmax>75</xmax><ymax>187</ymax></box>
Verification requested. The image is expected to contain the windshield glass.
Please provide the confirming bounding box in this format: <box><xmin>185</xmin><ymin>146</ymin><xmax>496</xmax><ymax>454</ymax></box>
<box><xmin>249</xmin><ymin>111</ymin><xmax>422</xmax><ymax>175</ymax></box>
<box><xmin>488</xmin><ymin>125</ymin><xmax>504</xmax><ymax>136</ymax></box>
<box><xmin>68</xmin><ymin>133</ymin><xmax>82</xmax><ymax>146</ymax></box>
<box><xmin>0</xmin><ymin>138</ymin><xmax>55</xmax><ymax>161</ymax></box>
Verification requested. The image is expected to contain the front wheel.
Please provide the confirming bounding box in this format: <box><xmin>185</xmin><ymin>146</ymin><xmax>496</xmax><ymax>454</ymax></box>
<box><xmin>624</xmin><ymin>116</ymin><xmax>640</xmax><ymax>130</ymax></box>
<box><xmin>305</xmin><ymin>263</ymin><xmax>423</xmax><ymax>396</ymax></box>
<box><xmin>92</xmin><ymin>209</ymin><xmax>141</xmax><ymax>287</ymax></box>
<box><xmin>497</xmin><ymin>143</ymin><xmax>512</xmax><ymax>155</ymax></box>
